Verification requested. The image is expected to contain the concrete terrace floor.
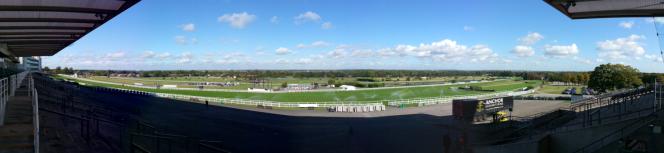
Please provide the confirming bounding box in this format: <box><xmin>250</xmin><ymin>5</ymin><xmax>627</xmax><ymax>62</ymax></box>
<box><xmin>0</xmin><ymin>83</ymin><xmax>34</xmax><ymax>153</ymax></box>
<box><xmin>86</xmin><ymin>88</ymin><xmax>569</xmax><ymax>153</ymax></box>
<box><xmin>131</xmin><ymin>98</ymin><xmax>568</xmax><ymax>153</ymax></box>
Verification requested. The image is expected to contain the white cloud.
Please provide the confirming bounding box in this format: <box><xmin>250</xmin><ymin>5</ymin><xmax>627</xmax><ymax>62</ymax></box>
<box><xmin>645</xmin><ymin>17</ymin><xmax>664</xmax><ymax>24</ymax></box>
<box><xmin>296</xmin><ymin>41</ymin><xmax>330</xmax><ymax>48</ymax></box>
<box><xmin>518</xmin><ymin>32</ymin><xmax>544</xmax><ymax>45</ymax></box>
<box><xmin>270</xmin><ymin>16</ymin><xmax>279</xmax><ymax>23</ymax></box>
<box><xmin>104</xmin><ymin>51</ymin><xmax>126</xmax><ymax>59</ymax></box>
<box><xmin>645</xmin><ymin>54</ymin><xmax>664</xmax><ymax>63</ymax></box>
<box><xmin>463</xmin><ymin>26</ymin><xmax>474</xmax><ymax>31</ymax></box>
<box><xmin>373</xmin><ymin>39</ymin><xmax>499</xmax><ymax>63</ymax></box>
<box><xmin>466</xmin><ymin>45</ymin><xmax>498</xmax><ymax>63</ymax></box>
<box><xmin>350</xmin><ymin>49</ymin><xmax>374</xmax><ymax>57</ymax></box>
<box><xmin>157</xmin><ymin>52</ymin><xmax>171</xmax><ymax>59</ymax></box>
<box><xmin>215</xmin><ymin>59</ymin><xmax>240</xmax><ymax>65</ymax></box>
<box><xmin>544</xmin><ymin>43</ymin><xmax>579</xmax><ymax>57</ymax></box>
<box><xmin>275</xmin><ymin>59</ymin><xmax>290</xmax><ymax>64</ymax></box>
<box><xmin>174</xmin><ymin>36</ymin><xmax>197</xmax><ymax>45</ymax></box>
<box><xmin>321</xmin><ymin>22</ymin><xmax>333</xmax><ymax>29</ymax></box>
<box><xmin>572</xmin><ymin>56</ymin><xmax>593</xmax><ymax>65</ymax></box>
<box><xmin>597</xmin><ymin>35</ymin><xmax>645</xmax><ymax>60</ymax></box>
<box><xmin>596</xmin><ymin>58</ymin><xmax>605</xmax><ymax>63</ymax></box>
<box><xmin>223</xmin><ymin>52</ymin><xmax>245</xmax><ymax>58</ymax></box>
<box><xmin>176</xmin><ymin>52</ymin><xmax>193</xmax><ymax>64</ymax></box>
<box><xmin>293</xmin><ymin>58</ymin><xmax>313</xmax><ymax>65</ymax></box>
<box><xmin>181</xmin><ymin>23</ymin><xmax>195</xmax><ymax>32</ymax></box>
<box><xmin>619</xmin><ymin>21</ymin><xmax>634</xmax><ymax>29</ymax></box>
<box><xmin>512</xmin><ymin>45</ymin><xmax>535</xmax><ymax>57</ymax></box>
<box><xmin>175</xmin><ymin>36</ymin><xmax>187</xmax><ymax>44</ymax></box>
<box><xmin>376</xmin><ymin>48</ymin><xmax>401</xmax><ymax>57</ymax></box>
<box><xmin>141</xmin><ymin>51</ymin><xmax>156</xmax><ymax>59</ymax></box>
<box><xmin>407</xmin><ymin>40</ymin><xmax>467</xmax><ymax>60</ymax></box>
<box><xmin>275</xmin><ymin>47</ymin><xmax>292</xmax><ymax>55</ymax></box>
<box><xmin>294</xmin><ymin>11</ymin><xmax>321</xmax><ymax>24</ymax></box>
<box><xmin>327</xmin><ymin>47</ymin><xmax>348</xmax><ymax>59</ymax></box>
<box><xmin>217</xmin><ymin>12</ymin><xmax>256</xmax><ymax>29</ymax></box>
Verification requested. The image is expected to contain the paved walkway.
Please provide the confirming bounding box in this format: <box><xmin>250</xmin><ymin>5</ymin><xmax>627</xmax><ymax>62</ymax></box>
<box><xmin>0</xmin><ymin>82</ymin><xmax>34</xmax><ymax>153</ymax></box>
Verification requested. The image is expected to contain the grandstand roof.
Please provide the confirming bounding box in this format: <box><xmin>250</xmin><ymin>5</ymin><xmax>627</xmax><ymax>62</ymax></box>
<box><xmin>0</xmin><ymin>0</ymin><xmax>139</xmax><ymax>59</ymax></box>
<box><xmin>545</xmin><ymin>0</ymin><xmax>664</xmax><ymax>19</ymax></box>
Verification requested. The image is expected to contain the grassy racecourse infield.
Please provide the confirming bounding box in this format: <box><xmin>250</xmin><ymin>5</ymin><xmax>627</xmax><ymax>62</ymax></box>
<box><xmin>56</xmin><ymin>75</ymin><xmax>541</xmax><ymax>103</ymax></box>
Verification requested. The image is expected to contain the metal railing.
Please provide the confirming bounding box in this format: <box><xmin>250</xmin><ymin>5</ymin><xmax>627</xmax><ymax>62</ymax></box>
<box><xmin>0</xmin><ymin>77</ymin><xmax>8</xmax><ymax>126</ymax></box>
<box><xmin>87</xmin><ymin>83</ymin><xmax>534</xmax><ymax>111</ymax></box>
<box><xmin>573</xmin><ymin>115</ymin><xmax>657</xmax><ymax>153</ymax></box>
<box><xmin>130</xmin><ymin>120</ymin><xmax>231</xmax><ymax>153</ymax></box>
<box><xmin>30</xmin><ymin>75</ymin><xmax>39</xmax><ymax>153</ymax></box>
<box><xmin>35</xmin><ymin>74</ymin><xmax>230</xmax><ymax>153</ymax></box>
<box><xmin>0</xmin><ymin>71</ymin><xmax>28</xmax><ymax>126</ymax></box>
<box><xmin>65</xmin><ymin>75</ymin><xmax>506</xmax><ymax>93</ymax></box>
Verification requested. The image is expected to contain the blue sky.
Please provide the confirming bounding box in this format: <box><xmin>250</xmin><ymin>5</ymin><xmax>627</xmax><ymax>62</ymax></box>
<box><xmin>43</xmin><ymin>0</ymin><xmax>664</xmax><ymax>72</ymax></box>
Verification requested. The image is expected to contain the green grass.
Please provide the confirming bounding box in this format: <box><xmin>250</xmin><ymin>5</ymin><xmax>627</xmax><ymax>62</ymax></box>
<box><xmin>537</xmin><ymin>85</ymin><xmax>585</xmax><ymax>94</ymax></box>
<box><xmin>86</xmin><ymin>76</ymin><xmax>499</xmax><ymax>89</ymax></box>
<box><xmin>59</xmin><ymin>75</ymin><xmax>540</xmax><ymax>103</ymax></box>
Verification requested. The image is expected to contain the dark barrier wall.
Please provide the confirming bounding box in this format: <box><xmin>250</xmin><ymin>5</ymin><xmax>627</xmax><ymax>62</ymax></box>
<box><xmin>452</xmin><ymin>99</ymin><xmax>479</xmax><ymax>122</ymax></box>
<box><xmin>452</xmin><ymin>96</ymin><xmax>513</xmax><ymax>122</ymax></box>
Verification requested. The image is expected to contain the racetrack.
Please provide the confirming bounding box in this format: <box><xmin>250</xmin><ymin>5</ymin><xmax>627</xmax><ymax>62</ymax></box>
<box><xmin>60</xmin><ymin>75</ymin><xmax>541</xmax><ymax>103</ymax></box>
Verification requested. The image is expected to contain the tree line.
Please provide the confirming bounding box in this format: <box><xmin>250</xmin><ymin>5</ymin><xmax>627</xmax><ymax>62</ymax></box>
<box><xmin>42</xmin><ymin>66</ymin><xmax>75</xmax><ymax>74</ymax></box>
<box><xmin>42</xmin><ymin>65</ymin><xmax>664</xmax><ymax>92</ymax></box>
<box><xmin>61</xmin><ymin>69</ymin><xmax>596</xmax><ymax>80</ymax></box>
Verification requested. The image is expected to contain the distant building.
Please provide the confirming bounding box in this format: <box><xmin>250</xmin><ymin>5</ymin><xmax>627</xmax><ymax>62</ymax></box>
<box><xmin>19</xmin><ymin>56</ymin><xmax>41</xmax><ymax>71</ymax></box>
<box><xmin>340</xmin><ymin>85</ymin><xmax>357</xmax><ymax>90</ymax></box>
<box><xmin>286</xmin><ymin>84</ymin><xmax>314</xmax><ymax>91</ymax></box>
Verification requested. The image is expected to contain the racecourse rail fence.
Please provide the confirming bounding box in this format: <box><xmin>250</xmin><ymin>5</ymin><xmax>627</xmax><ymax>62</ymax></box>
<box><xmin>86</xmin><ymin>83</ymin><xmax>534</xmax><ymax>113</ymax></box>
<box><xmin>61</xmin><ymin>74</ymin><xmax>507</xmax><ymax>93</ymax></box>
<box><xmin>59</xmin><ymin>74</ymin><xmax>535</xmax><ymax>112</ymax></box>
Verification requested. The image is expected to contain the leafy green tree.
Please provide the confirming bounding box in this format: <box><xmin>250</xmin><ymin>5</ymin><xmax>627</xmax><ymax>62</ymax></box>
<box><xmin>588</xmin><ymin>64</ymin><xmax>643</xmax><ymax>92</ymax></box>
<box><xmin>641</xmin><ymin>73</ymin><xmax>664</xmax><ymax>84</ymax></box>
<box><xmin>55</xmin><ymin>66</ymin><xmax>62</xmax><ymax>74</ymax></box>
<box><xmin>327</xmin><ymin>79</ymin><xmax>335</xmax><ymax>85</ymax></box>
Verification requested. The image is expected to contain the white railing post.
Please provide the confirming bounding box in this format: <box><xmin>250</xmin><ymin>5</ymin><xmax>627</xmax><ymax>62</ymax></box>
<box><xmin>32</xmin><ymin>87</ymin><xmax>39</xmax><ymax>153</ymax></box>
<box><xmin>0</xmin><ymin>78</ymin><xmax>6</xmax><ymax>126</ymax></box>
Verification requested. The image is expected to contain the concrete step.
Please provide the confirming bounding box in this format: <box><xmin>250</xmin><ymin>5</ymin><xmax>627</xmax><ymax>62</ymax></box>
<box><xmin>0</xmin><ymin>80</ymin><xmax>37</xmax><ymax>153</ymax></box>
<box><xmin>0</xmin><ymin>124</ymin><xmax>33</xmax><ymax>136</ymax></box>
<box><xmin>0</xmin><ymin>135</ymin><xmax>32</xmax><ymax>144</ymax></box>
<box><xmin>0</xmin><ymin>142</ymin><xmax>32</xmax><ymax>153</ymax></box>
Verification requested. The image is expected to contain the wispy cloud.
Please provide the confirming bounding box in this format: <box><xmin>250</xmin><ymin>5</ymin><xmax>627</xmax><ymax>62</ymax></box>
<box><xmin>218</xmin><ymin>12</ymin><xmax>256</xmax><ymax>29</ymax></box>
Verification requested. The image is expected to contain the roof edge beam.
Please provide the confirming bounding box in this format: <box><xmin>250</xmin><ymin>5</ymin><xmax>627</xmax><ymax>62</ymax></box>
<box><xmin>0</xmin><ymin>5</ymin><xmax>117</xmax><ymax>14</ymax></box>
<box><xmin>0</xmin><ymin>26</ymin><xmax>89</xmax><ymax>30</ymax></box>
<box><xmin>0</xmin><ymin>44</ymin><xmax>19</xmax><ymax>63</ymax></box>
<box><xmin>0</xmin><ymin>36</ymin><xmax>79</xmax><ymax>40</ymax></box>
<box><xmin>0</xmin><ymin>32</ymin><xmax>86</xmax><ymax>35</ymax></box>
<box><xmin>0</xmin><ymin>18</ymin><xmax>103</xmax><ymax>23</ymax></box>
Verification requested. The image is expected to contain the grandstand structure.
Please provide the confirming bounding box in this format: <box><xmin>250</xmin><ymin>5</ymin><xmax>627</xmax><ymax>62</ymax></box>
<box><xmin>0</xmin><ymin>0</ymin><xmax>140</xmax><ymax>153</ymax></box>
<box><xmin>1</xmin><ymin>1</ymin><xmax>664</xmax><ymax>153</ymax></box>
<box><xmin>467</xmin><ymin>1</ymin><xmax>664</xmax><ymax>152</ymax></box>
<box><xmin>545</xmin><ymin>0</ymin><xmax>664</xmax><ymax>19</ymax></box>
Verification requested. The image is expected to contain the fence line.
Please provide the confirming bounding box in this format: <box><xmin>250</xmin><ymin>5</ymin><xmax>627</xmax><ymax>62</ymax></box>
<box><xmin>94</xmin><ymin>85</ymin><xmax>532</xmax><ymax>110</ymax></box>
<box><xmin>62</xmin><ymin>74</ymin><xmax>507</xmax><ymax>93</ymax></box>
<box><xmin>63</xmin><ymin>74</ymin><xmax>533</xmax><ymax>109</ymax></box>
